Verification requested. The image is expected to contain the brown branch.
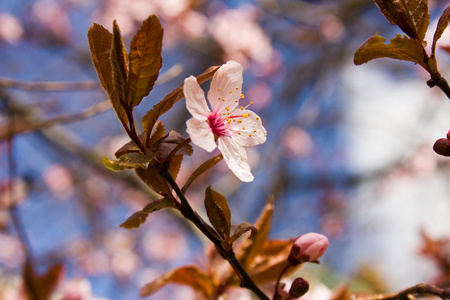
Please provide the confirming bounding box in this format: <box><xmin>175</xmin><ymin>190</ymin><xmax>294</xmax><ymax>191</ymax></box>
<box><xmin>355</xmin><ymin>283</ymin><xmax>450</xmax><ymax>300</ymax></box>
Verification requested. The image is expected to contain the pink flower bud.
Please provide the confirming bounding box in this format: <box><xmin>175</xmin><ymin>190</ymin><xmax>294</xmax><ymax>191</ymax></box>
<box><xmin>288</xmin><ymin>233</ymin><xmax>329</xmax><ymax>266</ymax></box>
<box><xmin>289</xmin><ymin>277</ymin><xmax>310</xmax><ymax>298</ymax></box>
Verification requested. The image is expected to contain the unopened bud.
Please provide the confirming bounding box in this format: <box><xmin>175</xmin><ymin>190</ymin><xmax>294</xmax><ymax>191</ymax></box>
<box><xmin>433</xmin><ymin>138</ymin><xmax>450</xmax><ymax>157</ymax></box>
<box><xmin>288</xmin><ymin>233</ymin><xmax>329</xmax><ymax>266</ymax></box>
<box><xmin>289</xmin><ymin>277</ymin><xmax>310</xmax><ymax>298</ymax></box>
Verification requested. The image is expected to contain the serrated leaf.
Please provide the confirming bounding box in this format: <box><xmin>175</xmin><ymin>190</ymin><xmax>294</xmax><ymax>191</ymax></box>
<box><xmin>374</xmin><ymin>0</ymin><xmax>429</xmax><ymax>41</ymax></box>
<box><xmin>103</xmin><ymin>156</ymin><xmax>143</xmax><ymax>171</ymax></box>
<box><xmin>112</xmin><ymin>20</ymin><xmax>129</xmax><ymax>106</ymax></box>
<box><xmin>120</xmin><ymin>197</ymin><xmax>175</xmax><ymax>229</ymax></box>
<box><xmin>140</xmin><ymin>266</ymin><xmax>214</xmax><ymax>298</ymax></box>
<box><xmin>135</xmin><ymin>162</ymin><xmax>172</xmax><ymax>196</ymax></box>
<box><xmin>354</xmin><ymin>34</ymin><xmax>428</xmax><ymax>71</ymax></box>
<box><xmin>87</xmin><ymin>24</ymin><xmax>128</xmax><ymax>124</ymax></box>
<box><xmin>181</xmin><ymin>154</ymin><xmax>223</xmax><ymax>194</ymax></box>
<box><xmin>142</xmin><ymin>65</ymin><xmax>220</xmax><ymax>134</ymax></box>
<box><xmin>204</xmin><ymin>186</ymin><xmax>231</xmax><ymax>241</ymax></box>
<box><xmin>432</xmin><ymin>6</ymin><xmax>450</xmax><ymax>55</ymax></box>
<box><xmin>237</xmin><ymin>195</ymin><xmax>274</xmax><ymax>269</ymax></box>
<box><xmin>229</xmin><ymin>222</ymin><xmax>258</xmax><ymax>245</ymax></box>
<box><xmin>127</xmin><ymin>15</ymin><xmax>163</xmax><ymax>108</ymax></box>
<box><xmin>168</xmin><ymin>154</ymin><xmax>183</xmax><ymax>181</ymax></box>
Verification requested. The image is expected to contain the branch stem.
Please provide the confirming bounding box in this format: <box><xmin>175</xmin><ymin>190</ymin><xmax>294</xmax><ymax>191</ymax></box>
<box><xmin>159</xmin><ymin>168</ymin><xmax>270</xmax><ymax>300</ymax></box>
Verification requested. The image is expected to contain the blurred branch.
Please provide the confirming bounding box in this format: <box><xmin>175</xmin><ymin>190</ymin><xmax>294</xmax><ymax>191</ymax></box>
<box><xmin>0</xmin><ymin>99</ymin><xmax>111</xmax><ymax>140</ymax></box>
<box><xmin>0</xmin><ymin>76</ymin><xmax>100</xmax><ymax>91</ymax></box>
<box><xmin>355</xmin><ymin>283</ymin><xmax>450</xmax><ymax>300</ymax></box>
<box><xmin>0</xmin><ymin>64</ymin><xmax>183</xmax><ymax>92</ymax></box>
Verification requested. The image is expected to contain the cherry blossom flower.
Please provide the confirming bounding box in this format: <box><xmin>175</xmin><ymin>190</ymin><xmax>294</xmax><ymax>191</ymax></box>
<box><xmin>184</xmin><ymin>60</ymin><xmax>267</xmax><ymax>182</ymax></box>
<box><xmin>288</xmin><ymin>233</ymin><xmax>329</xmax><ymax>266</ymax></box>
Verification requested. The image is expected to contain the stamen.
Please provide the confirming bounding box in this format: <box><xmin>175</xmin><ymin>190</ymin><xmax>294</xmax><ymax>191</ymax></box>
<box><xmin>243</xmin><ymin>114</ymin><xmax>248</xmax><ymax>118</ymax></box>
<box><xmin>256</xmin><ymin>117</ymin><xmax>260</xmax><ymax>120</ymax></box>
<box><xmin>240</xmin><ymin>94</ymin><xmax>244</xmax><ymax>99</ymax></box>
<box><xmin>250</xmin><ymin>101</ymin><xmax>254</xmax><ymax>105</ymax></box>
<box><xmin>229</xmin><ymin>90</ymin><xmax>232</xmax><ymax>93</ymax></box>
<box><xmin>254</xmin><ymin>130</ymin><xmax>257</xmax><ymax>132</ymax></box>
<box><xmin>218</xmin><ymin>97</ymin><xmax>221</xmax><ymax>100</ymax></box>
<box><xmin>242</xmin><ymin>127</ymin><xmax>245</xmax><ymax>130</ymax></box>
<box><xmin>217</xmin><ymin>88</ymin><xmax>220</xmax><ymax>91</ymax></box>
<box><xmin>222</xmin><ymin>98</ymin><xmax>225</xmax><ymax>102</ymax></box>
<box><xmin>240</xmin><ymin>107</ymin><xmax>244</xmax><ymax>110</ymax></box>
<box><xmin>238</xmin><ymin>132</ymin><xmax>241</xmax><ymax>135</ymax></box>
<box><xmin>248</xmin><ymin>134</ymin><xmax>252</xmax><ymax>137</ymax></box>
<box><xmin>236</xmin><ymin>87</ymin><xmax>239</xmax><ymax>90</ymax></box>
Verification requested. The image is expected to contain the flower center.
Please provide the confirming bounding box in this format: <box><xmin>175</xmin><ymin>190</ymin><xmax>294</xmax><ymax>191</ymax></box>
<box><xmin>208</xmin><ymin>113</ymin><xmax>228</xmax><ymax>137</ymax></box>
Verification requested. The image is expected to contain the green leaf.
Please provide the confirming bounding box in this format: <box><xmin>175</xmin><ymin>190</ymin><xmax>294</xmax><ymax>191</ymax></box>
<box><xmin>142</xmin><ymin>65</ymin><xmax>220</xmax><ymax>134</ymax></box>
<box><xmin>374</xmin><ymin>0</ymin><xmax>429</xmax><ymax>41</ymax></box>
<box><xmin>135</xmin><ymin>163</ymin><xmax>172</xmax><ymax>196</ymax></box>
<box><xmin>181</xmin><ymin>154</ymin><xmax>223</xmax><ymax>194</ymax></box>
<box><xmin>112</xmin><ymin>20</ymin><xmax>129</xmax><ymax>106</ymax></box>
<box><xmin>103</xmin><ymin>156</ymin><xmax>143</xmax><ymax>171</ymax></box>
<box><xmin>127</xmin><ymin>15</ymin><xmax>163</xmax><ymax>108</ymax></box>
<box><xmin>140</xmin><ymin>266</ymin><xmax>215</xmax><ymax>298</ymax></box>
<box><xmin>87</xmin><ymin>24</ymin><xmax>128</xmax><ymax>124</ymax></box>
<box><xmin>432</xmin><ymin>6</ymin><xmax>450</xmax><ymax>55</ymax></box>
<box><xmin>120</xmin><ymin>197</ymin><xmax>175</xmax><ymax>229</ymax></box>
<box><xmin>204</xmin><ymin>186</ymin><xmax>231</xmax><ymax>241</ymax></box>
<box><xmin>354</xmin><ymin>34</ymin><xmax>428</xmax><ymax>71</ymax></box>
<box><xmin>229</xmin><ymin>222</ymin><xmax>258</xmax><ymax>245</ymax></box>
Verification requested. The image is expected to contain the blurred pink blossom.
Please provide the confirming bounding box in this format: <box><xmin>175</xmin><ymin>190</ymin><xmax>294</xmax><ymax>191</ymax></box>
<box><xmin>0</xmin><ymin>13</ymin><xmax>23</xmax><ymax>44</ymax></box>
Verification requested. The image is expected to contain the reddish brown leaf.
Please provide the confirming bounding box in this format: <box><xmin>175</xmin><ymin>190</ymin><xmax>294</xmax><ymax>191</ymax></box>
<box><xmin>205</xmin><ymin>186</ymin><xmax>231</xmax><ymax>241</ymax></box>
<box><xmin>112</xmin><ymin>20</ymin><xmax>129</xmax><ymax>105</ymax></box>
<box><xmin>168</xmin><ymin>154</ymin><xmax>183</xmax><ymax>181</ymax></box>
<box><xmin>354</xmin><ymin>34</ymin><xmax>428</xmax><ymax>71</ymax></box>
<box><xmin>87</xmin><ymin>23</ymin><xmax>128</xmax><ymax>124</ymax></box>
<box><xmin>374</xmin><ymin>0</ymin><xmax>429</xmax><ymax>42</ymax></box>
<box><xmin>141</xmin><ymin>65</ymin><xmax>219</xmax><ymax>134</ymax></box>
<box><xmin>140</xmin><ymin>266</ymin><xmax>215</xmax><ymax>298</ymax></box>
<box><xmin>229</xmin><ymin>222</ymin><xmax>258</xmax><ymax>245</ymax></box>
<box><xmin>432</xmin><ymin>6</ymin><xmax>450</xmax><ymax>55</ymax></box>
<box><xmin>181</xmin><ymin>154</ymin><xmax>223</xmax><ymax>194</ymax></box>
<box><xmin>329</xmin><ymin>285</ymin><xmax>351</xmax><ymax>300</ymax></box>
<box><xmin>237</xmin><ymin>195</ymin><xmax>275</xmax><ymax>269</ymax></box>
<box><xmin>120</xmin><ymin>197</ymin><xmax>175</xmax><ymax>229</ymax></box>
<box><xmin>23</xmin><ymin>260</ymin><xmax>64</xmax><ymax>300</ymax></box>
<box><xmin>127</xmin><ymin>15</ymin><xmax>163</xmax><ymax>108</ymax></box>
<box><xmin>135</xmin><ymin>163</ymin><xmax>172</xmax><ymax>196</ymax></box>
<box><xmin>103</xmin><ymin>156</ymin><xmax>147</xmax><ymax>171</ymax></box>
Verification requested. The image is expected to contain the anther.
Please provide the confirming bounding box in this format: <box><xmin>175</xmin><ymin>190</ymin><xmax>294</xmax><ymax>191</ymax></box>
<box><xmin>229</xmin><ymin>90</ymin><xmax>232</xmax><ymax>93</ymax></box>
<box><xmin>250</xmin><ymin>101</ymin><xmax>254</xmax><ymax>105</ymax></box>
<box><xmin>248</xmin><ymin>134</ymin><xmax>252</xmax><ymax>137</ymax></box>
<box><xmin>222</xmin><ymin>98</ymin><xmax>225</xmax><ymax>102</ymax></box>
<box><xmin>243</xmin><ymin>114</ymin><xmax>248</xmax><ymax>118</ymax></box>
<box><xmin>240</xmin><ymin>107</ymin><xmax>244</xmax><ymax>110</ymax></box>
<box><xmin>217</xmin><ymin>88</ymin><xmax>220</xmax><ymax>91</ymax></box>
<box><xmin>242</xmin><ymin>127</ymin><xmax>245</xmax><ymax>130</ymax></box>
<box><xmin>256</xmin><ymin>117</ymin><xmax>260</xmax><ymax>120</ymax></box>
<box><xmin>240</xmin><ymin>94</ymin><xmax>244</xmax><ymax>99</ymax></box>
<box><xmin>238</xmin><ymin>132</ymin><xmax>241</xmax><ymax>135</ymax></box>
<box><xmin>236</xmin><ymin>87</ymin><xmax>239</xmax><ymax>90</ymax></box>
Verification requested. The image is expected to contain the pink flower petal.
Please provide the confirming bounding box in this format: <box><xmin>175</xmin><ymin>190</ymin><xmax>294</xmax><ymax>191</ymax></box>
<box><xmin>230</xmin><ymin>110</ymin><xmax>267</xmax><ymax>147</ymax></box>
<box><xmin>207</xmin><ymin>61</ymin><xmax>243</xmax><ymax>114</ymax></box>
<box><xmin>184</xmin><ymin>76</ymin><xmax>210</xmax><ymax>121</ymax></box>
<box><xmin>218</xmin><ymin>136</ymin><xmax>253</xmax><ymax>182</ymax></box>
<box><xmin>186</xmin><ymin>118</ymin><xmax>217</xmax><ymax>152</ymax></box>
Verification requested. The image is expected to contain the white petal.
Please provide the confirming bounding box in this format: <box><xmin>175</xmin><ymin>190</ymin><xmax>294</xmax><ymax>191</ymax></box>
<box><xmin>184</xmin><ymin>76</ymin><xmax>209</xmax><ymax>121</ymax></box>
<box><xmin>186</xmin><ymin>118</ymin><xmax>217</xmax><ymax>152</ymax></box>
<box><xmin>230</xmin><ymin>110</ymin><xmax>267</xmax><ymax>147</ymax></box>
<box><xmin>207</xmin><ymin>61</ymin><xmax>243</xmax><ymax>113</ymax></box>
<box><xmin>218</xmin><ymin>136</ymin><xmax>253</xmax><ymax>182</ymax></box>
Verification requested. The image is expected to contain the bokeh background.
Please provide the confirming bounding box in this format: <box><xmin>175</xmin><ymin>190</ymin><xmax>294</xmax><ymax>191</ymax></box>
<box><xmin>1</xmin><ymin>0</ymin><xmax>450</xmax><ymax>299</ymax></box>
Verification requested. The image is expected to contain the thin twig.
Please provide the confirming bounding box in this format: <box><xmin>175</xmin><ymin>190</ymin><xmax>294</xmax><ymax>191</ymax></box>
<box><xmin>0</xmin><ymin>76</ymin><xmax>100</xmax><ymax>91</ymax></box>
<box><xmin>159</xmin><ymin>168</ymin><xmax>270</xmax><ymax>300</ymax></box>
<box><xmin>354</xmin><ymin>283</ymin><xmax>450</xmax><ymax>300</ymax></box>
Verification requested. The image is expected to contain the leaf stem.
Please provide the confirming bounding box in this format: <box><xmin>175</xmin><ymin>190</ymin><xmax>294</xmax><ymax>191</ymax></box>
<box><xmin>159</xmin><ymin>168</ymin><xmax>270</xmax><ymax>300</ymax></box>
<box><xmin>273</xmin><ymin>263</ymin><xmax>290</xmax><ymax>299</ymax></box>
